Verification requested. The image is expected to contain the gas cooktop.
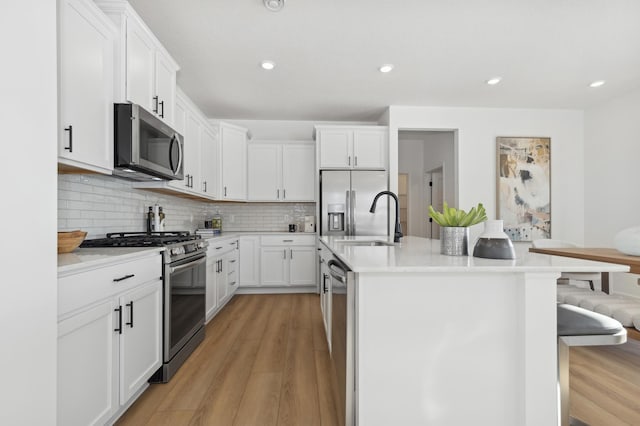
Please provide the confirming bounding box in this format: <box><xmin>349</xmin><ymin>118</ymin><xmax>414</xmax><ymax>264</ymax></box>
<box><xmin>81</xmin><ymin>231</ymin><xmax>201</xmax><ymax>248</ymax></box>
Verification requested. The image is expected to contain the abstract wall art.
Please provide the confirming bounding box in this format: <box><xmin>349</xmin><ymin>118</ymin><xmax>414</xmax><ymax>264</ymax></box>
<box><xmin>496</xmin><ymin>136</ymin><xmax>551</xmax><ymax>241</ymax></box>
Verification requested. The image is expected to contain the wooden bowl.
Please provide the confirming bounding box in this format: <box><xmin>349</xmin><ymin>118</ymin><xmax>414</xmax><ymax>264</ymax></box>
<box><xmin>58</xmin><ymin>230</ymin><xmax>87</xmax><ymax>254</ymax></box>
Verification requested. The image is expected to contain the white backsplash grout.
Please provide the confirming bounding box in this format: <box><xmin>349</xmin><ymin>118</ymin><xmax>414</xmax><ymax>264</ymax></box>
<box><xmin>58</xmin><ymin>174</ymin><xmax>315</xmax><ymax>238</ymax></box>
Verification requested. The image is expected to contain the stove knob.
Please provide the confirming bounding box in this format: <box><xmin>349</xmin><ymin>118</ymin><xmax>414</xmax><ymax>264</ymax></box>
<box><xmin>171</xmin><ymin>248</ymin><xmax>179</xmax><ymax>256</ymax></box>
<box><xmin>198</xmin><ymin>242</ymin><xmax>205</xmax><ymax>249</ymax></box>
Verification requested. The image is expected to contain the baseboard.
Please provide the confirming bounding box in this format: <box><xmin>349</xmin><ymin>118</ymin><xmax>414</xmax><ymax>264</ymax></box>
<box><xmin>236</xmin><ymin>286</ymin><xmax>318</xmax><ymax>295</ymax></box>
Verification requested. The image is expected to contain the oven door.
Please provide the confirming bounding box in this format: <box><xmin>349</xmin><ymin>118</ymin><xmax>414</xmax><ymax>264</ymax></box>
<box><xmin>164</xmin><ymin>253</ymin><xmax>206</xmax><ymax>361</ymax></box>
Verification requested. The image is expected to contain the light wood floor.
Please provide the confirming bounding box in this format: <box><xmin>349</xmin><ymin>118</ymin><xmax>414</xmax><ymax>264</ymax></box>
<box><xmin>116</xmin><ymin>294</ymin><xmax>340</xmax><ymax>426</ymax></box>
<box><xmin>117</xmin><ymin>293</ymin><xmax>640</xmax><ymax>426</ymax></box>
<box><xmin>571</xmin><ymin>339</ymin><xmax>640</xmax><ymax>426</ymax></box>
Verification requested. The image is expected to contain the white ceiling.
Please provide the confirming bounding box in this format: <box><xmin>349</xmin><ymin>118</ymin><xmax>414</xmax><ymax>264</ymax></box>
<box><xmin>128</xmin><ymin>0</ymin><xmax>640</xmax><ymax>121</ymax></box>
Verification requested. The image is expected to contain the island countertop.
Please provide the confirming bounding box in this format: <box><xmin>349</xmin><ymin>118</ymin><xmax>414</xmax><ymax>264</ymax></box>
<box><xmin>320</xmin><ymin>235</ymin><xmax>630</xmax><ymax>274</ymax></box>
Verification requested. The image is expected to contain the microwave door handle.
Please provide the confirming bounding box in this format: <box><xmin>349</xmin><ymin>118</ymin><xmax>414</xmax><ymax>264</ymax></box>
<box><xmin>169</xmin><ymin>134</ymin><xmax>183</xmax><ymax>176</ymax></box>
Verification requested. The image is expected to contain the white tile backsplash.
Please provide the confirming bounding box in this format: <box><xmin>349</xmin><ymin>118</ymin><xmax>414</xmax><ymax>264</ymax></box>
<box><xmin>58</xmin><ymin>174</ymin><xmax>315</xmax><ymax>238</ymax></box>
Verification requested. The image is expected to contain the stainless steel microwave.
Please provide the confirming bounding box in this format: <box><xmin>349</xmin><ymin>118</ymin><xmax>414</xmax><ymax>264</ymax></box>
<box><xmin>113</xmin><ymin>103</ymin><xmax>184</xmax><ymax>181</ymax></box>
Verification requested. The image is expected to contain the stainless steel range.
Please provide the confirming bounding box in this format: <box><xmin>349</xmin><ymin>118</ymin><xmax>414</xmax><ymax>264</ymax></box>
<box><xmin>81</xmin><ymin>231</ymin><xmax>207</xmax><ymax>382</ymax></box>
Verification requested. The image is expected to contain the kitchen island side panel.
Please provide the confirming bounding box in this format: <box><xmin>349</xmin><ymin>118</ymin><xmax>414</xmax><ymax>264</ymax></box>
<box><xmin>355</xmin><ymin>271</ymin><xmax>559</xmax><ymax>426</ymax></box>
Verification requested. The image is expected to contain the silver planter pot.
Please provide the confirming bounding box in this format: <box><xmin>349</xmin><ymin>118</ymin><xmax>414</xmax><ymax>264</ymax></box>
<box><xmin>440</xmin><ymin>227</ymin><xmax>469</xmax><ymax>256</ymax></box>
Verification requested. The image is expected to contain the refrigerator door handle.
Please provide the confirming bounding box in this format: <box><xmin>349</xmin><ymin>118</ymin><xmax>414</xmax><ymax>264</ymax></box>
<box><xmin>351</xmin><ymin>190</ymin><xmax>356</xmax><ymax>235</ymax></box>
<box><xmin>345</xmin><ymin>190</ymin><xmax>351</xmax><ymax>235</ymax></box>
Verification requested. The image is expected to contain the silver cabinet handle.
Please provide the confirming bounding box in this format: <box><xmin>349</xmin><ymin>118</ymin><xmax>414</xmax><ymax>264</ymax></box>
<box><xmin>283</xmin><ymin>189</ymin><xmax>286</xmax><ymax>199</ymax></box>
<box><xmin>283</xmin><ymin>239</ymin><xmax>293</xmax><ymax>242</ymax></box>
<box><xmin>224</xmin><ymin>186</ymin><xmax>227</xmax><ymax>197</ymax></box>
<box><xmin>355</xmin><ymin>156</ymin><xmax>358</xmax><ymax>166</ymax></box>
<box><xmin>277</xmin><ymin>189</ymin><xmax>280</xmax><ymax>199</ymax></box>
<box><xmin>283</xmin><ymin>249</ymin><xmax>286</xmax><ymax>259</ymax></box>
<box><xmin>290</xmin><ymin>249</ymin><xmax>293</xmax><ymax>259</ymax></box>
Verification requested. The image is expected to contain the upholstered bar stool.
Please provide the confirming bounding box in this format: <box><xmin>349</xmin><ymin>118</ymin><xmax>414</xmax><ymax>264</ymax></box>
<box><xmin>557</xmin><ymin>304</ymin><xmax>626</xmax><ymax>426</ymax></box>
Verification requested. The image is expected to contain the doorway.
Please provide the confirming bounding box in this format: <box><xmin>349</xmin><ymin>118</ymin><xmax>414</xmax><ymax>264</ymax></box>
<box><xmin>398</xmin><ymin>130</ymin><xmax>456</xmax><ymax>238</ymax></box>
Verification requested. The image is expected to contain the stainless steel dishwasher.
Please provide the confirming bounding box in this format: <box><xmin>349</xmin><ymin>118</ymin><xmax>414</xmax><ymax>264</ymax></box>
<box><xmin>328</xmin><ymin>256</ymin><xmax>354</xmax><ymax>426</ymax></box>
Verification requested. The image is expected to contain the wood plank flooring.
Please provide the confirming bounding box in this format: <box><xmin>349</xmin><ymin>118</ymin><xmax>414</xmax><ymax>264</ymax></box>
<box><xmin>117</xmin><ymin>293</ymin><xmax>640</xmax><ymax>426</ymax></box>
<box><xmin>571</xmin><ymin>339</ymin><xmax>640</xmax><ymax>426</ymax></box>
<box><xmin>115</xmin><ymin>294</ymin><xmax>340</xmax><ymax>426</ymax></box>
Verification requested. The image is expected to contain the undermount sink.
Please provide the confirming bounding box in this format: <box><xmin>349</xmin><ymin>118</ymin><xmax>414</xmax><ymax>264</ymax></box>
<box><xmin>335</xmin><ymin>240</ymin><xmax>394</xmax><ymax>247</ymax></box>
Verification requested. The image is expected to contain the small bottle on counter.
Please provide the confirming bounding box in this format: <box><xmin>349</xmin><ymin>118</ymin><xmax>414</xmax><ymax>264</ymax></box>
<box><xmin>159</xmin><ymin>207</ymin><xmax>166</xmax><ymax>232</ymax></box>
<box><xmin>147</xmin><ymin>206</ymin><xmax>154</xmax><ymax>233</ymax></box>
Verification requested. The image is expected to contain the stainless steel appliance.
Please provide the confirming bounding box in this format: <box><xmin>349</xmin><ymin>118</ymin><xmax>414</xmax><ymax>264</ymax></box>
<box><xmin>320</xmin><ymin>170</ymin><xmax>388</xmax><ymax>237</ymax></box>
<box><xmin>328</xmin><ymin>255</ymin><xmax>354</xmax><ymax>426</ymax></box>
<box><xmin>114</xmin><ymin>103</ymin><xmax>184</xmax><ymax>181</ymax></box>
<box><xmin>81</xmin><ymin>231</ymin><xmax>207</xmax><ymax>382</ymax></box>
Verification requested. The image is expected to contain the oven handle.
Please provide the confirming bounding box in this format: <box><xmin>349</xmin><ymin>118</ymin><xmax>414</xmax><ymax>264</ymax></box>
<box><xmin>170</xmin><ymin>256</ymin><xmax>206</xmax><ymax>274</ymax></box>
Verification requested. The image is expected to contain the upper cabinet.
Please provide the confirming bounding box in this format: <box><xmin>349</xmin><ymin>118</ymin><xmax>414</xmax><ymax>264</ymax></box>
<box><xmin>316</xmin><ymin>125</ymin><xmax>387</xmax><ymax>170</ymax></box>
<box><xmin>96</xmin><ymin>0</ymin><xmax>179</xmax><ymax>126</ymax></box>
<box><xmin>58</xmin><ymin>0</ymin><xmax>117</xmax><ymax>174</ymax></box>
<box><xmin>248</xmin><ymin>142</ymin><xmax>315</xmax><ymax>202</ymax></box>
<box><xmin>218</xmin><ymin>122</ymin><xmax>248</xmax><ymax>201</ymax></box>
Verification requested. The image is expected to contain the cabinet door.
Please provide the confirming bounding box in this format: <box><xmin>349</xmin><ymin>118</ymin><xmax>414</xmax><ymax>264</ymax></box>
<box><xmin>200</xmin><ymin>126</ymin><xmax>219</xmax><ymax>198</ymax></box>
<box><xmin>248</xmin><ymin>144</ymin><xmax>280</xmax><ymax>201</ymax></box>
<box><xmin>221</xmin><ymin>124</ymin><xmax>247</xmax><ymax>200</ymax></box>
<box><xmin>352</xmin><ymin>129</ymin><xmax>386</xmax><ymax>169</ymax></box>
<box><xmin>154</xmin><ymin>50</ymin><xmax>176</xmax><ymax>126</ymax></box>
<box><xmin>239</xmin><ymin>236</ymin><xmax>260</xmax><ymax>287</ymax></box>
<box><xmin>282</xmin><ymin>144</ymin><xmax>315</xmax><ymax>201</ymax></box>
<box><xmin>216</xmin><ymin>258</ymin><xmax>228</xmax><ymax>304</ymax></box>
<box><xmin>58</xmin><ymin>0</ymin><xmax>115</xmax><ymax>172</ymax></box>
<box><xmin>260</xmin><ymin>247</ymin><xmax>289</xmax><ymax>286</ymax></box>
<box><xmin>289</xmin><ymin>247</ymin><xmax>317</xmax><ymax>286</ymax></box>
<box><xmin>318</xmin><ymin>129</ymin><xmax>351</xmax><ymax>168</ymax></box>
<box><xmin>125</xmin><ymin>17</ymin><xmax>155</xmax><ymax>112</ymax></box>
<box><xmin>184</xmin><ymin>113</ymin><xmax>202</xmax><ymax>193</ymax></box>
<box><xmin>58</xmin><ymin>300</ymin><xmax>118</xmax><ymax>426</ymax></box>
<box><xmin>119</xmin><ymin>281</ymin><xmax>162</xmax><ymax>404</ymax></box>
<box><xmin>205</xmin><ymin>257</ymin><xmax>218</xmax><ymax>320</ymax></box>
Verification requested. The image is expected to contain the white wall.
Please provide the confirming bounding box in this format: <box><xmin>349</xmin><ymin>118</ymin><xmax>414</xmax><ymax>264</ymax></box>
<box><xmin>584</xmin><ymin>88</ymin><xmax>640</xmax><ymax>297</ymax></box>
<box><xmin>422</xmin><ymin>131</ymin><xmax>456</xmax><ymax>207</ymax></box>
<box><xmin>398</xmin><ymin>138</ymin><xmax>425</xmax><ymax>236</ymax></box>
<box><xmin>388</xmin><ymin>106</ymin><xmax>585</xmax><ymax>243</ymax></box>
<box><xmin>0</xmin><ymin>1</ymin><xmax>57</xmax><ymax>423</ymax></box>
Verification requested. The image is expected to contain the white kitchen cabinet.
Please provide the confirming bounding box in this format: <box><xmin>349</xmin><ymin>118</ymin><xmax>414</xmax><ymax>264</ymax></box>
<box><xmin>206</xmin><ymin>238</ymin><xmax>239</xmax><ymax>321</ymax></box>
<box><xmin>183</xmin><ymin>113</ymin><xmax>202</xmax><ymax>192</ymax></box>
<box><xmin>289</xmin><ymin>247</ymin><xmax>316</xmax><ymax>285</ymax></box>
<box><xmin>316</xmin><ymin>125</ymin><xmax>387</xmax><ymax>170</ymax></box>
<box><xmin>58</xmin><ymin>251</ymin><xmax>162</xmax><ymax>426</ymax></box>
<box><xmin>118</xmin><ymin>281</ymin><xmax>162</xmax><ymax>404</ymax></box>
<box><xmin>58</xmin><ymin>299</ymin><xmax>118</xmax><ymax>426</ymax></box>
<box><xmin>282</xmin><ymin>144</ymin><xmax>315</xmax><ymax>201</ymax></box>
<box><xmin>219</xmin><ymin>122</ymin><xmax>248</xmax><ymax>201</ymax></box>
<box><xmin>200</xmin><ymin>126</ymin><xmax>219</xmax><ymax>197</ymax></box>
<box><xmin>96</xmin><ymin>0</ymin><xmax>179</xmax><ymax>126</ymax></box>
<box><xmin>58</xmin><ymin>0</ymin><xmax>116</xmax><ymax>174</ymax></box>
<box><xmin>260</xmin><ymin>235</ymin><xmax>317</xmax><ymax>287</ymax></box>
<box><xmin>239</xmin><ymin>236</ymin><xmax>260</xmax><ymax>287</ymax></box>
<box><xmin>247</xmin><ymin>142</ymin><xmax>315</xmax><ymax>202</ymax></box>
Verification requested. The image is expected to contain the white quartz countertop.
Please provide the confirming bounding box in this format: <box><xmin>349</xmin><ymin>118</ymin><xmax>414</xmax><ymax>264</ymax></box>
<box><xmin>320</xmin><ymin>235</ymin><xmax>631</xmax><ymax>274</ymax></box>
<box><xmin>198</xmin><ymin>231</ymin><xmax>316</xmax><ymax>240</ymax></box>
<box><xmin>58</xmin><ymin>247</ymin><xmax>164</xmax><ymax>276</ymax></box>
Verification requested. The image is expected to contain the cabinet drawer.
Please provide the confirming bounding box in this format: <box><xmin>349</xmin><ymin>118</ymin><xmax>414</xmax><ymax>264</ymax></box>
<box><xmin>59</xmin><ymin>255</ymin><xmax>161</xmax><ymax>317</ymax></box>
<box><xmin>261</xmin><ymin>235</ymin><xmax>316</xmax><ymax>246</ymax></box>
<box><xmin>206</xmin><ymin>238</ymin><xmax>237</xmax><ymax>256</ymax></box>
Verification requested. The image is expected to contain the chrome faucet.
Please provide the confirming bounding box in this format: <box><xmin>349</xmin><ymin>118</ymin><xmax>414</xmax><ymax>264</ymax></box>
<box><xmin>369</xmin><ymin>191</ymin><xmax>403</xmax><ymax>243</ymax></box>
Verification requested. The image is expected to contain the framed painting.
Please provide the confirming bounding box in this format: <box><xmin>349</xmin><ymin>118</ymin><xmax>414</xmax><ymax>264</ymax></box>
<box><xmin>496</xmin><ymin>136</ymin><xmax>551</xmax><ymax>241</ymax></box>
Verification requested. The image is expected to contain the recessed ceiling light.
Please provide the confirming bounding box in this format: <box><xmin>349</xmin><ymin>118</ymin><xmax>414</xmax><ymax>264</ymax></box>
<box><xmin>589</xmin><ymin>80</ymin><xmax>606</xmax><ymax>88</ymax></box>
<box><xmin>264</xmin><ymin>0</ymin><xmax>285</xmax><ymax>12</ymax></box>
<box><xmin>486</xmin><ymin>77</ymin><xmax>502</xmax><ymax>85</ymax></box>
<box><xmin>261</xmin><ymin>60</ymin><xmax>275</xmax><ymax>70</ymax></box>
<box><xmin>379</xmin><ymin>64</ymin><xmax>394</xmax><ymax>73</ymax></box>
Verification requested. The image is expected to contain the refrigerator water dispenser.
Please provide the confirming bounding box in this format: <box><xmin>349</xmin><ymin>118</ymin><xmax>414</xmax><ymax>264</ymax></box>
<box><xmin>327</xmin><ymin>204</ymin><xmax>345</xmax><ymax>231</ymax></box>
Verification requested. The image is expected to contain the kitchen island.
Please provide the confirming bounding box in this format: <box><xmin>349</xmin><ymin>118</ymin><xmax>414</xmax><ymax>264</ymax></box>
<box><xmin>320</xmin><ymin>235</ymin><xmax>629</xmax><ymax>426</ymax></box>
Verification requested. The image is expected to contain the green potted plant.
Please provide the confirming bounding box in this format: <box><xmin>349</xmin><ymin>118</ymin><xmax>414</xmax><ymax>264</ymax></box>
<box><xmin>429</xmin><ymin>202</ymin><xmax>487</xmax><ymax>255</ymax></box>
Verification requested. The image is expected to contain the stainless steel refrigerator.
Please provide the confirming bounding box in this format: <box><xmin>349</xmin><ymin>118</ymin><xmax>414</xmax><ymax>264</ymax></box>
<box><xmin>320</xmin><ymin>170</ymin><xmax>388</xmax><ymax>237</ymax></box>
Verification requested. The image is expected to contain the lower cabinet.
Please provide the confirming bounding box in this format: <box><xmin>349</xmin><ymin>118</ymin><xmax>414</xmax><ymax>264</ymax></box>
<box><xmin>259</xmin><ymin>235</ymin><xmax>316</xmax><ymax>288</ymax></box>
<box><xmin>58</xmin><ymin>252</ymin><xmax>162</xmax><ymax>426</ymax></box>
<box><xmin>206</xmin><ymin>237</ymin><xmax>239</xmax><ymax>322</ymax></box>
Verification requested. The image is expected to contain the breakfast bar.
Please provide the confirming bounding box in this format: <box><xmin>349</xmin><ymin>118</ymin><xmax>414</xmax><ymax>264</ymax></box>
<box><xmin>320</xmin><ymin>236</ymin><xmax>629</xmax><ymax>426</ymax></box>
